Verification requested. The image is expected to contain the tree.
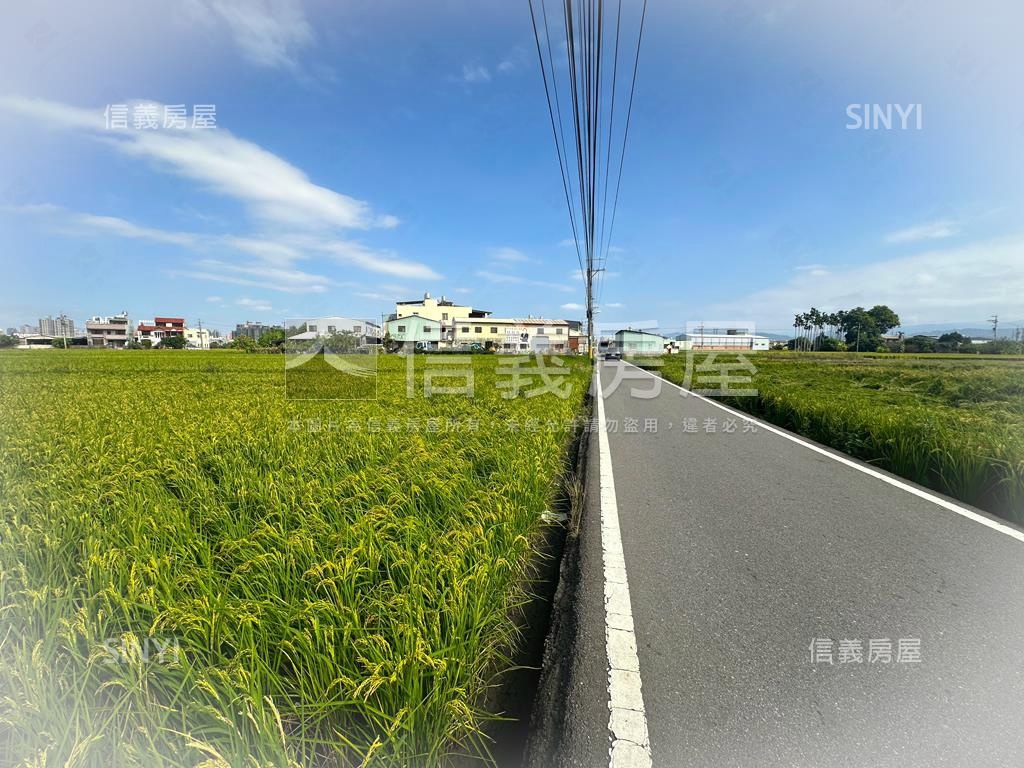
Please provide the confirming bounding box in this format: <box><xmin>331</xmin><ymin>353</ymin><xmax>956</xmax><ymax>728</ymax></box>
<box><xmin>817</xmin><ymin>335</ymin><xmax>847</xmax><ymax>352</ymax></box>
<box><xmin>904</xmin><ymin>335</ymin><xmax>936</xmax><ymax>353</ymax></box>
<box><xmin>936</xmin><ymin>332</ymin><xmax>966</xmax><ymax>352</ymax></box>
<box><xmin>161</xmin><ymin>335</ymin><xmax>187</xmax><ymax>349</ymax></box>
<box><xmin>0</xmin><ymin>334</ymin><xmax>18</xmax><ymax>348</ymax></box>
<box><xmin>838</xmin><ymin>307</ymin><xmax>883</xmax><ymax>351</ymax></box>
<box><xmin>324</xmin><ymin>331</ymin><xmax>359</xmax><ymax>354</ymax></box>
<box><xmin>231</xmin><ymin>335</ymin><xmax>256</xmax><ymax>352</ymax></box>
<box><xmin>867</xmin><ymin>305</ymin><xmax>900</xmax><ymax>334</ymax></box>
<box><xmin>257</xmin><ymin>328</ymin><xmax>286</xmax><ymax>349</ymax></box>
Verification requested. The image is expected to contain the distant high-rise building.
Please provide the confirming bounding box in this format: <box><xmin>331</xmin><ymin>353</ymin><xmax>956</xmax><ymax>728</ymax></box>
<box><xmin>234</xmin><ymin>320</ymin><xmax>280</xmax><ymax>341</ymax></box>
<box><xmin>39</xmin><ymin>314</ymin><xmax>75</xmax><ymax>337</ymax></box>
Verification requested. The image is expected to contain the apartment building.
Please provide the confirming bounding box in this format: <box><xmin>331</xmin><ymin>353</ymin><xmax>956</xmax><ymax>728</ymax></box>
<box><xmin>383</xmin><ymin>314</ymin><xmax>442</xmax><ymax>349</ymax></box>
<box><xmin>39</xmin><ymin>313</ymin><xmax>75</xmax><ymax>337</ymax></box>
<box><xmin>137</xmin><ymin>317</ymin><xmax>185</xmax><ymax>345</ymax></box>
<box><xmin>391</xmin><ymin>293</ymin><xmax>490</xmax><ymax>346</ymax></box>
<box><xmin>234</xmin><ymin>321</ymin><xmax>281</xmax><ymax>341</ymax></box>
<box><xmin>85</xmin><ymin>312</ymin><xmax>131</xmax><ymax>348</ymax></box>
<box><xmin>184</xmin><ymin>327</ymin><xmax>211</xmax><ymax>349</ymax></box>
<box><xmin>453</xmin><ymin>317</ymin><xmax>569</xmax><ymax>353</ymax></box>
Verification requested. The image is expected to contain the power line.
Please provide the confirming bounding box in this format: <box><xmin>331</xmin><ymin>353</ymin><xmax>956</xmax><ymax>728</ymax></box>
<box><xmin>527</xmin><ymin>0</ymin><xmax>648</xmax><ymax>357</ymax></box>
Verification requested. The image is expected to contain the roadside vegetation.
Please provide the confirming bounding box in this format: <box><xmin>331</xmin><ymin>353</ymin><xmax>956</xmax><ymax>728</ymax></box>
<box><xmin>0</xmin><ymin>351</ymin><xmax>588</xmax><ymax>766</ymax></box>
<box><xmin>644</xmin><ymin>352</ymin><xmax>1024</xmax><ymax>524</ymax></box>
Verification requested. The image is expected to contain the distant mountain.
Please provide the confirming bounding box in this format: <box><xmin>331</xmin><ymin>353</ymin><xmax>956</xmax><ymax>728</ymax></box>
<box><xmin>896</xmin><ymin>321</ymin><xmax>1023</xmax><ymax>339</ymax></box>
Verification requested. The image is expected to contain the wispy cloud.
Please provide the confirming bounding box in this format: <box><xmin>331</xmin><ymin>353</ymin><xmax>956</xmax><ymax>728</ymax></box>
<box><xmin>708</xmin><ymin>234</ymin><xmax>1024</xmax><ymax>327</ymax></box>
<box><xmin>236</xmin><ymin>296</ymin><xmax>273</xmax><ymax>312</ymax></box>
<box><xmin>170</xmin><ymin>260</ymin><xmax>334</xmax><ymax>294</ymax></box>
<box><xmin>884</xmin><ymin>219</ymin><xmax>960</xmax><ymax>244</ymax></box>
<box><xmin>488</xmin><ymin>246</ymin><xmax>533</xmax><ymax>264</ymax></box>
<box><xmin>459</xmin><ymin>64</ymin><xmax>491</xmax><ymax>84</ymax></box>
<box><xmin>570</xmin><ymin>268</ymin><xmax>620</xmax><ymax>281</ymax></box>
<box><xmin>183</xmin><ymin>0</ymin><xmax>314</xmax><ymax>71</ymax></box>
<box><xmin>496</xmin><ymin>46</ymin><xmax>528</xmax><ymax>74</ymax></box>
<box><xmin>69</xmin><ymin>212</ymin><xmax>198</xmax><ymax>246</ymax></box>
<box><xmin>794</xmin><ymin>263</ymin><xmax>830</xmax><ymax>277</ymax></box>
<box><xmin>0</xmin><ymin>96</ymin><xmax>397</xmax><ymax>232</ymax></box>
<box><xmin>561</xmin><ymin>302</ymin><xmax>584</xmax><ymax>310</ymax></box>
<box><xmin>7</xmin><ymin>202</ymin><xmax>439</xmax><ymax>291</ymax></box>
<box><xmin>475</xmin><ymin>270</ymin><xmax>575</xmax><ymax>293</ymax></box>
<box><xmin>0</xmin><ymin>96</ymin><xmax>442</xmax><ymax>286</ymax></box>
<box><xmin>604</xmin><ymin>302</ymin><xmax>625</xmax><ymax>308</ymax></box>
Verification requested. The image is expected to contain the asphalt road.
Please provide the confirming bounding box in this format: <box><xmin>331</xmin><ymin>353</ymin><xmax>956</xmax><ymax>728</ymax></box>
<box><xmin>554</xmin><ymin>360</ymin><xmax>1024</xmax><ymax>768</ymax></box>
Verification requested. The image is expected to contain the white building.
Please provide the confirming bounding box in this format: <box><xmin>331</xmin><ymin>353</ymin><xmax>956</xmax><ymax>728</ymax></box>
<box><xmin>676</xmin><ymin>327</ymin><xmax>770</xmax><ymax>351</ymax></box>
<box><xmin>86</xmin><ymin>312</ymin><xmax>131</xmax><ymax>348</ymax></box>
<box><xmin>452</xmin><ymin>317</ymin><xmax>569</xmax><ymax>353</ymax></box>
<box><xmin>391</xmin><ymin>293</ymin><xmax>491</xmax><ymax>347</ymax></box>
<box><xmin>39</xmin><ymin>314</ymin><xmax>75</xmax><ymax>337</ymax></box>
<box><xmin>383</xmin><ymin>314</ymin><xmax>443</xmax><ymax>350</ymax></box>
<box><xmin>184</xmin><ymin>327</ymin><xmax>211</xmax><ymax>349</ymax></box>
<box><xmin>613</xmin><ymin>329</ymin><xmax>671</xmax><ymax>356</ymax></box>
<box><xmin>288</xmin><ymin>317</ymin><xmax>381</xmax><ymax>347</ymax></box>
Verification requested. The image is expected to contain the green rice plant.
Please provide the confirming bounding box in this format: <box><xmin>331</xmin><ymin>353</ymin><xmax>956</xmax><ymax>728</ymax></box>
<box><xmin>648</xmin><ymin>352</ymin><xmax>1024</xmax><ymax>523</ymax></box>
<box><xmin>0</xmin><ymin>351</ymin><xmax>589</xmax><ymax>766</ymax></box>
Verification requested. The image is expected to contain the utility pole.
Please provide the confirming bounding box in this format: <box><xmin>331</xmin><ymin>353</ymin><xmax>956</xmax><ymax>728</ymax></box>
<box><xmin>990</xmin><ymin>314</ymin><xmax>999</xmax><ymax>340</ymax></box>
<box><xmin>586</xmin><ymin>264</ymin><xmax>603</xmax><ymax>361</ymax></box>
<box><xmin>855</xmin><ymin>325</ymin><xmax>861</xmax><ymax>353</ymax></box>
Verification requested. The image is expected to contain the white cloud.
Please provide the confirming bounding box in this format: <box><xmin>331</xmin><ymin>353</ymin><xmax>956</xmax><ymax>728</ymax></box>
<box><xmin>604</xmin><ymin>302</ymin><xmax>625</xmax><ymax>308</ymax></box>
<box><xmin>170</xmin><ymin>261</ymin><xmax>333</xmax><ymax>294</ymax></box>
<box><xmin>489</xmin><ymin>246</ymin><xmax>532</xmax><ymax>263</ymax></box>
<box><xmin>707</xmin><ymin>234</ymin><xmax>1024</xmax><ymax>328</ymax></box>
<box><xmin>475</xmin><ymin>270</ymin><xmax>575</xmax><ymax>293</ymax></box>
<box><xmin>570</xmin><ymin>268</ymin><xmax>620</xmax><ymax>281</ymax></box>
<box><xmin>236</xmin><ymin>297</ymin><xmax>273</xmax><ymax>312</ymax></box>
<box><xmin>298</xmin><ymin>237</ymin><xmax>440</xmax><ymax>280</ymax></box>
<box><xmin>884</xmin><ymin>219</ymin><xmax>960</xmax><ymax>244</ymax></box>
<box><xmin>120</xmin><ymin>127</ymin><xmax>390</xmax><ymax>231</ymax></box>
<box><xmin>66</xmin><ymin>212</ymin><xmax>197</xmax><ymax>246</ymax></box>
<box><xmin>460</xmin><ymin>64</ymin><xmax>491</xmax><ymax>83</ymax></box>
<box><xmin>0</xmin><ymin>96</ymin><xmax>396</xmax><ymax>232</ymax></box>
<box><xmin>493</xmin><ymin>45</ymin><xmax>528</xmax><ymax>75</ymax></box>
<box><xmin>794</xmin><ymin>264</ymin><xmax>830</xmax><ymax>277</ymax></box>
<box><xmin>0</xmin><ymin>97</ymin><xmax>442</xmax><ymax>286</ymax></box>
<box><xmin>184</xmin><ymin>0</ymin><xmax>313</xmax><ymax>70</ymax></box>
<box><xmin>561</xmin><ymin>302</ymin><xmax>584</xmax><ymax>310</ymax></box>
<box><xmin>206</xmin><ymin>296</ymin><xmax>224</xmax><ymax>303</ymax></box>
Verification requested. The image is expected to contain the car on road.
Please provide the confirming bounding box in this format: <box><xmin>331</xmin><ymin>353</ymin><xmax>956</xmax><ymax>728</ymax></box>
<box><xmin>603</xmin><ymin>351</ymin><xmax>621</xmax><ymax>360</ymax></box>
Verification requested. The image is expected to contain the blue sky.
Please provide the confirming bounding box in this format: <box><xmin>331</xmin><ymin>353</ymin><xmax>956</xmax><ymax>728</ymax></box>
<box><xmin>1</xmin><ymin>0</ymin><xmax>1021</xmax><ymax>335</ymax></box>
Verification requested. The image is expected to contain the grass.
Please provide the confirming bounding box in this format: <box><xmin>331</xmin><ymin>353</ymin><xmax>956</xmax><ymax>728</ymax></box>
<box><xmin>0</xmin><ymin>350</ymin><xmax>589</xmax><ymax>767</ymax></box>
<box><xmin>638</xmin><ymin>351</ymin><xmax>1024</xmax><ymax>524</ymax></box>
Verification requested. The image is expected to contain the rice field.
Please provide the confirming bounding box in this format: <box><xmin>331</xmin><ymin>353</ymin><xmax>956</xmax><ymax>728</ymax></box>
<box><xmin>0</xmin><ymin>350</ymin><xmax>589</xmax><ymax>767</ymax></box>
<box><xmin>644</xmin><ymin>352</ymin><xmax>1024</xmax><ymax>524</ymax></box>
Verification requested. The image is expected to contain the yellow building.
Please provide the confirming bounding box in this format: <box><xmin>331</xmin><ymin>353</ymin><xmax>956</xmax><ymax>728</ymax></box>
<box><xmin>453</xmin><ymin>317</ymin><xmax>569</xmax><ymax>353</ymax></box>
<box><xmin>392</xmin><ymin>293</ymin><xmax>490</xmax><ymax>347</ymax></box>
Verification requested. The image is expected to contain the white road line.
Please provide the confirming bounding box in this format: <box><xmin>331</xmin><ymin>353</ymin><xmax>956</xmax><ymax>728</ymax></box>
<box><xmin>596</xmin><ymin>366</ymin><xmax>653</xmax><ymax>768</ymax></box>
<box><xmin>622</xmin><ymin>361</ymin><xmax>1024</xmax><ymax>544</ymax></box>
